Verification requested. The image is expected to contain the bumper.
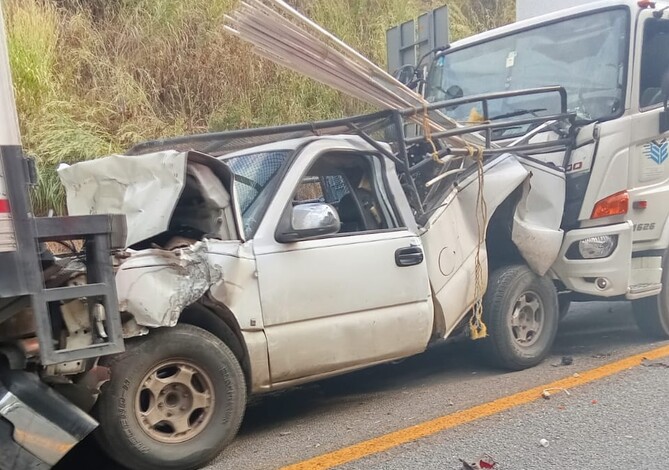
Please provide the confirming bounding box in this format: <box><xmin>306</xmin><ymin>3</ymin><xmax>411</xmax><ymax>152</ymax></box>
<box><xmin>0</xmin><ymin>368</ymin><xmax>97</xmax><ymax>468</ymax></box>
<box><xmin>551</xmin><ymin>221</ymin><xmax>633</xmax><ymax>297</ymax></box>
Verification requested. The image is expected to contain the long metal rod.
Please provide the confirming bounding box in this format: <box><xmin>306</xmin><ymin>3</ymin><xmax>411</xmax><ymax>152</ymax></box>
<box><xmin>399</xmin><ymin>86</ymin><xmax>569</xmax><ymax>116</ymax></box>
<box><xmin>128</xmin><ymin>110</ymin><xmax>394</xmax><ymax>154</ymax></box>
<box><xmin>404</xmin><ymin>113</ymin><xmax>573</xmax><ymax>144</ymax></box>
<box><xmin>347</xmin><ymin>123</ymin><xmax>405</xmax><ymax>168</ymax></box>
<box><xmin>392</xmin><ymin>111</ymin><xmax>423</xmax><ymax>214</ymax></box>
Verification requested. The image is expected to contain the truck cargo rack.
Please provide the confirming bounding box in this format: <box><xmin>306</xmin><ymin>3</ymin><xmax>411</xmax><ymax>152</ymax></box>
<box><xmin>31</xmin><ymin>215</ymin><xmax>127</xmax><ymax>365</ymax></box>
<box><xmin>1</xmin><ymin>131</ymin><xmax>127</xmax><ymax>366</ymax></box>
<box><xmin>128</xmin><ymin>86</ymin><xmax>576</xmax><ymax>216</ymax></box>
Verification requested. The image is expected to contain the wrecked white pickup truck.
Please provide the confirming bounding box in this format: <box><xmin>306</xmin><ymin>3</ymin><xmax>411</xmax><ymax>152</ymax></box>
<box><xmin>54</xmin><ymin>89</ymin><xmax>573</xmax><ymax>470</ymax></box>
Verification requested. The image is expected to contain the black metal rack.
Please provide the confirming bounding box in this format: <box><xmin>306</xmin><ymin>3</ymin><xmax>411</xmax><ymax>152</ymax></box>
<box><xmin>31</xmin><ymin>215</ymin><xmax>127</xmax><ymax>365</ymax></box>
<box><xmin>128</xmin><ymin>86</ymin><xmax>576</xmax><ymax>217</ymax></box>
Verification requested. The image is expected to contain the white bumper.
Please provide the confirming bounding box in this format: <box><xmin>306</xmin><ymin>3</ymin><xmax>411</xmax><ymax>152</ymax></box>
<box><xmin>551</xmin><ymin>221</ymin><xmax>634</xmax><ymax>297</ymax></box>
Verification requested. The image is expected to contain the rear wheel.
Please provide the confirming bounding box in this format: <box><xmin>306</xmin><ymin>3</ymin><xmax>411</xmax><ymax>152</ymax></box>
<box><xmin>95</xmin><ymin>324</ymin><xmax>246</xmax><ymax>470</ymax></box>
<box><xmin>481</xmin><ymin>265</ymin><xmax>559</xmax><ymax>370</ymax></box>
<box><xmin>633</xmin><ymin>255</ymin><xmax>669</xmax><ymax>338</ymax></box>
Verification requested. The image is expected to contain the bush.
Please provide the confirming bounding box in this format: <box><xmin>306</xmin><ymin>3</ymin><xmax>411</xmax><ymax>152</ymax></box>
<box><xmin>4</xmin><ymin>0</ymin><xmax>514</xmax><ymax>214</ymax></box>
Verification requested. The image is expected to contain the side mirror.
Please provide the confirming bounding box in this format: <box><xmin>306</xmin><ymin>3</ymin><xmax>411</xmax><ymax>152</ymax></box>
<box><xmin>276</xmin><ymin>203</ymin><xmax>341</xmax><ymax>243</ymax></box>
<box><xmin>661</xmin><ymin>69</ymin><xmax>669</xmax><ymax>133</ymax></box>
<box><xmin>392</xmin><ymin>64</ymin><xmax>417</xmax><ymax>88</ymax></box>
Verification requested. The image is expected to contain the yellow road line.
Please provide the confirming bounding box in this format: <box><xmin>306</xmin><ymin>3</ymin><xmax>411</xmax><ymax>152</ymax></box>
<box><xmin>282</xmin><ymin>344</ymin><xmax>669</xmax><ymax>470</ymax></box>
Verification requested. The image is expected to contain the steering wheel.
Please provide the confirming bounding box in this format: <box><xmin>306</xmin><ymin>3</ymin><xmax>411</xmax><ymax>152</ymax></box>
<box><xmin>577</xmin><ymin>88</ymin><xmax>621</xmax><ymax>120</ymax></box>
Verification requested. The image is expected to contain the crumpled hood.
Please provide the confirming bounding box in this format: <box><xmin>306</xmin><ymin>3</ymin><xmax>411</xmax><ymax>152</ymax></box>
<box><xmin>115</xmin><ymin>241</ymin><xmax>224</xmax><ymax>328</ymax></box>
<box><xmin>58</xmin><ymin>151</ymin><xmax>187</xmax><ymax>247</ymax></box>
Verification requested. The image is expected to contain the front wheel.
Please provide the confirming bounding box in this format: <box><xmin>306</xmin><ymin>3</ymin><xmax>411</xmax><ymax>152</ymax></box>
<box><xmin>95</xmin><ymin>324</ymin><xmax>246</xmax><ymax>470</ymax></box>
<box><xmin>633</xmin><ymin>255</ymin><xmax>669</xmax><ymax>338</ymax></box>
<box><xmin>480</xmin><ymin>265</ymin><xmax>559</xmax><ymax>370</ymax></box>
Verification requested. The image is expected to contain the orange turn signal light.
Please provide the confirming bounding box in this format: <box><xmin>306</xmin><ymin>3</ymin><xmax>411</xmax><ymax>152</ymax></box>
<box><xmin>591</xmin><ymin>191</ymin><xmax>629</xmax><ymax>219</ymax></box>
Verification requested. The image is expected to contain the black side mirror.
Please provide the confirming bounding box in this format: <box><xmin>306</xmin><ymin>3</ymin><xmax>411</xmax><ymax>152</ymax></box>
<box><xmin>392</xmin><ymin>64</ymin><xmax>421</xmax><ymax>90</ymax></box>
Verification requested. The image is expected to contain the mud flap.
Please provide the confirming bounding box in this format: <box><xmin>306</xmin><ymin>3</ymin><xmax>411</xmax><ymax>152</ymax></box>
<box><xmin>0</xmin><ymin>368</ymin><xmax>97</xmax><ymax>468</ymax></box>
<box><xmin>0</xmin><ymin>417</ymin><xmax>49</xmax><ymax>470</ymax></box>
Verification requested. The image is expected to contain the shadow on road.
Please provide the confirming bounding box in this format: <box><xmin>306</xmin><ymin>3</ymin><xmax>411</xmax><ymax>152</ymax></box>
<box><xmin>56</xmin><ymin>301</ymin><xmax>652</xmax><ymax>469</ymax></box>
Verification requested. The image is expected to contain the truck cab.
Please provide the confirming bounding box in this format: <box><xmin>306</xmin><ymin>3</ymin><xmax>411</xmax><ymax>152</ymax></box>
<box><xmin>423</xmin><ymin>0</ymin><xmax>669</xmax><ymax>335</ymax></box>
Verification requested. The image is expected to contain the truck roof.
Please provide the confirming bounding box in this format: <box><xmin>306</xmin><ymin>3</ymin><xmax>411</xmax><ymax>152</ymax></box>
<box><xmin>447</xmin><ymin>0</ymin><xmax>669</xmax><ymax>53</ymax></box>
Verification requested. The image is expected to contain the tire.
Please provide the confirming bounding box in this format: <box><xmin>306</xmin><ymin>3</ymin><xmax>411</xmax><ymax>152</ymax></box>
<box><xmin>633</xmin><ymin>255</ymin><xmax>669</xmax><ymax>339</ymax></box>
<box><xmin>94</xmin><ymin>324</ymin><xmax>246</xmax><ymax>470</ymax></box>
<box><xmin>480</xmin><ymin>265</ymin><xmax>559</xmax><ymax>371</ymax></box>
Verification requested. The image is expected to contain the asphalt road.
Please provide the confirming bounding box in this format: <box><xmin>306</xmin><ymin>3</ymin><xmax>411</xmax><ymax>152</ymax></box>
<box><xmin>341</xmin><ymin>364</ymin><xmax>669</xmax><ymax>470</ymax></box>
<box><xmin>58</xmin><ymin>301</ymin><xmax>669</xmax><ymax>470</ymax></box>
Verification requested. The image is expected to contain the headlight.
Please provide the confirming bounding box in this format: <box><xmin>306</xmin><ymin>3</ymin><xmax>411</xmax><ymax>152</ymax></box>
<box><xmin>577</xmin><ymin>235</ymin><xmax>617</xmax><ymax>259</ymax></box>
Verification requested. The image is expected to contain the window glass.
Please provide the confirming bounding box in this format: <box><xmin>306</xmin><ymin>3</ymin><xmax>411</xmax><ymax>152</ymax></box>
<box><xmin>293</xmin><ymin>154</ymin><xmax>398</xmax><ymax>234</ymax></box>
<box><xmin>226</xmin><ymin>150</ymin><xmax>289</xmax><ymax>238</ymax></box>
<box><xmin>426</xmin><ymin>8</ymin><xmax>629</xmax><ymax>125</ymax></box>
<box><xmin>640</xmin><ymin>18</ymin><xmax>669</xmax><ymax>109</ymax></box>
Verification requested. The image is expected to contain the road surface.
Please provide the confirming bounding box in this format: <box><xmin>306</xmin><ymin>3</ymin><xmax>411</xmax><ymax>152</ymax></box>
<box><xmin>58</xmin><ymin>301</ymin><xmax>669</xmax><ymax>469</ymax></box>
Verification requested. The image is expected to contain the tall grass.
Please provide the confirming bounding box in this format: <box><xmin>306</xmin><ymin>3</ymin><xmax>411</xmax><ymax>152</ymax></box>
<box><xmin>4</xmin><ymin>0</ymin><xmax>514</xmax><ymax>215</ymax></box>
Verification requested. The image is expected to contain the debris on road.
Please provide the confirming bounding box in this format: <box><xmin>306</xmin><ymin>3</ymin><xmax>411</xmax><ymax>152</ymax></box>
<box><xmin>641</xmin><ymin>358</ymin><xmax>669</xmax><ymax>368</ymax></box>
<box><xmin>541</xmin><ymin>387</ymin><xmax>571</xmax><ymax>399</ymax></box>
<box><xmin>539</xmin><ymin>438</ymin><xmax>550</xmax><ymax>448</ymax></box>
<box><xmin>591</xmin><ymin>353</ymin><xmax>612</xmax><ymax>359</ymax></box>
<box><xmin>552</xmin><ymin>356</ymin><xmax>574</xmax><ymax>367</ymax></box>
<box><xmin>459</xmin><ymin>455</ymin><xmax>497</xmax><ymax>469</ymax></box>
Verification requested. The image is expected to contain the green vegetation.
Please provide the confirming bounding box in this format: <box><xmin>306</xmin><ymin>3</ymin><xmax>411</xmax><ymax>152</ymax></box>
<box><xmin>4</xmin><ymin>0</ymin><xmax>514</xmax><ymax>214</ymax></box>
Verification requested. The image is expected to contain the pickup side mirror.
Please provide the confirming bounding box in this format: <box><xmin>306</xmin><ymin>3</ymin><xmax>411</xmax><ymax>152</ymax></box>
<box><xmin>660</xmin><ymin>68</ymin><xmax>669</xmax><ymax>133</ymax></box>
<box><xmin>276</xmin><ymin>203</ymin><xmax>341</xmax><ymax>243</ymax></box>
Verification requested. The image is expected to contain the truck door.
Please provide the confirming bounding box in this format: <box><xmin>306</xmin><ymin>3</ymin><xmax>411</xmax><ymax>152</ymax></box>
<box><xmin>629</xmin><ymin>12</ymin><xmax>669</xmax><ymax>245</ymax></box>
<box><xmin>253</xmin><ymin>142</ymin><xmax>433</xmax><ymax>385</ymax></box>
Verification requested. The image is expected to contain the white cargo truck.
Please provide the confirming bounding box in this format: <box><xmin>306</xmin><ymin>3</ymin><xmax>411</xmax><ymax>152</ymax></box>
<box><xmin>420</xmin><ymin>0</ymin><xmax>669</xmax><ymax>330</ymax></box>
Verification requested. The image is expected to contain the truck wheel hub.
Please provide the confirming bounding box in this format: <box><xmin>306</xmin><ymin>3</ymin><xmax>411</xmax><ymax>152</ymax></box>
<box><xmin>135</xmin><ymin>360</ymin><xmax>215</xmax><ymax>443</ymax></box>
<box><xmin>509</xmin><ymin>291</ymin><xmax>544</xmax><ymax>347</ymax></box>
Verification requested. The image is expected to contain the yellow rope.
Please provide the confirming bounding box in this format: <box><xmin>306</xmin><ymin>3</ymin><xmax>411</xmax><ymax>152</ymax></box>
<box><xmin>418</xmin><ymin>103</ymin><xmax>488</xmax><ymax>339</ymax></box>
<box><xmin>421</xmin><ymin>100</ymin><xmax>444</xmax><ymax>164</ymax></box>
<box><xmin>468</xmin><ymin>144</ymin><xmax>488</xmax><ymax>340</ymax></box>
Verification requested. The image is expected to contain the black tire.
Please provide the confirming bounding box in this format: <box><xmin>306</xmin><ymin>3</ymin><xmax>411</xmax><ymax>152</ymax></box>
<box><xmin>480</xmin><ymin>265</ymin><xmax>559</xmax><ymax>370</ymax></box>
<box><xmin>94</xmin><ymin>324</ymin><xmax>246</xmax><ymax>470</ymax></box>
<box><xmin>633</xmin><ymin>255</ymin><xmax>669</xmax><ymax>339</ymax></box>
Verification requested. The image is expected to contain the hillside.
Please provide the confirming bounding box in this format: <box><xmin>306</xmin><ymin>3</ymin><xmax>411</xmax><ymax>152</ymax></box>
<box><xmin>4</xmin><ymin>0</ymin><xmax>514</xmax><ymax>214</ymax></box>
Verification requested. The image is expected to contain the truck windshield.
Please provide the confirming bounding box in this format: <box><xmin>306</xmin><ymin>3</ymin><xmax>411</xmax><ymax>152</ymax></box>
<box><xmin>225</xmin><ymin>150</ymin><xmax>290</xmax><ymax>238</ymax></box>
<box><xmin>426</xmin><ymin>8</ymin><xmax>629</xmax><ymax>127</ymax></box>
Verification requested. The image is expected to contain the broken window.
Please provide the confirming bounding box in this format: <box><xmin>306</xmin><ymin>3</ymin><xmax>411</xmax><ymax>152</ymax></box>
<box><xmin>225</xmin><ymin>150</ymin><xmax>290</xmax><ymax>238</ymax></box>
<box><xmin>293</xmin><ymin>153</ymin><xmax>401</xmax><ymax>234</ymax></box>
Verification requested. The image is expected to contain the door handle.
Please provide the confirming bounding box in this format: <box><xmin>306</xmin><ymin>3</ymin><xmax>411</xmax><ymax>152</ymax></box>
<box><xmin>395</xmin><ymin>246</ymin><xmax>424</xmax><ymax>267</ymax></box>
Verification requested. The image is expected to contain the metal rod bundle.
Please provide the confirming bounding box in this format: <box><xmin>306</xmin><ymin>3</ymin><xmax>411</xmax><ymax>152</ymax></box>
<box><xmin>223</xmin><ymin>0</ymin><xmax>458</xmax><ymax>134</ymax></box>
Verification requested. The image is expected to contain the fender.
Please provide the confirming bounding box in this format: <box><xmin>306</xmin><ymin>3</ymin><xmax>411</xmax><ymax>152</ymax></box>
<box><xmin>421</xmin><ymin>153</ymin><xmax>533</xmax><ymax>336</ymax></box>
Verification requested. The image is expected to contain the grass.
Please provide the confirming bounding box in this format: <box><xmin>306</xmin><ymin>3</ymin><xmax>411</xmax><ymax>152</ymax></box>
<box><xmin>4</xmin><ymin>0</ymin><xmax>514</xmax><ymax>215</ymax></box>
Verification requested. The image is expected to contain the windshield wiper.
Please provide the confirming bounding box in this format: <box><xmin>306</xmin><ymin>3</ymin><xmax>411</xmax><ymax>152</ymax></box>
<box><xmin>490</xmin><ymin>108</ymin><xmax>547</xmax><ymax>121</ymax></box>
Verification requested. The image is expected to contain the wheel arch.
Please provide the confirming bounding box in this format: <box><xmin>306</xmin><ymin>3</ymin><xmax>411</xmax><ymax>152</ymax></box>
<box><xmin>485</xmin><ymin>187</ymin><xmax>525</xmax><ymax>272</ymax></box>
<box><xmin>178</xmin><ymin>301</ymin><xmax>252</xmax><ymax>391</ymax></box>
